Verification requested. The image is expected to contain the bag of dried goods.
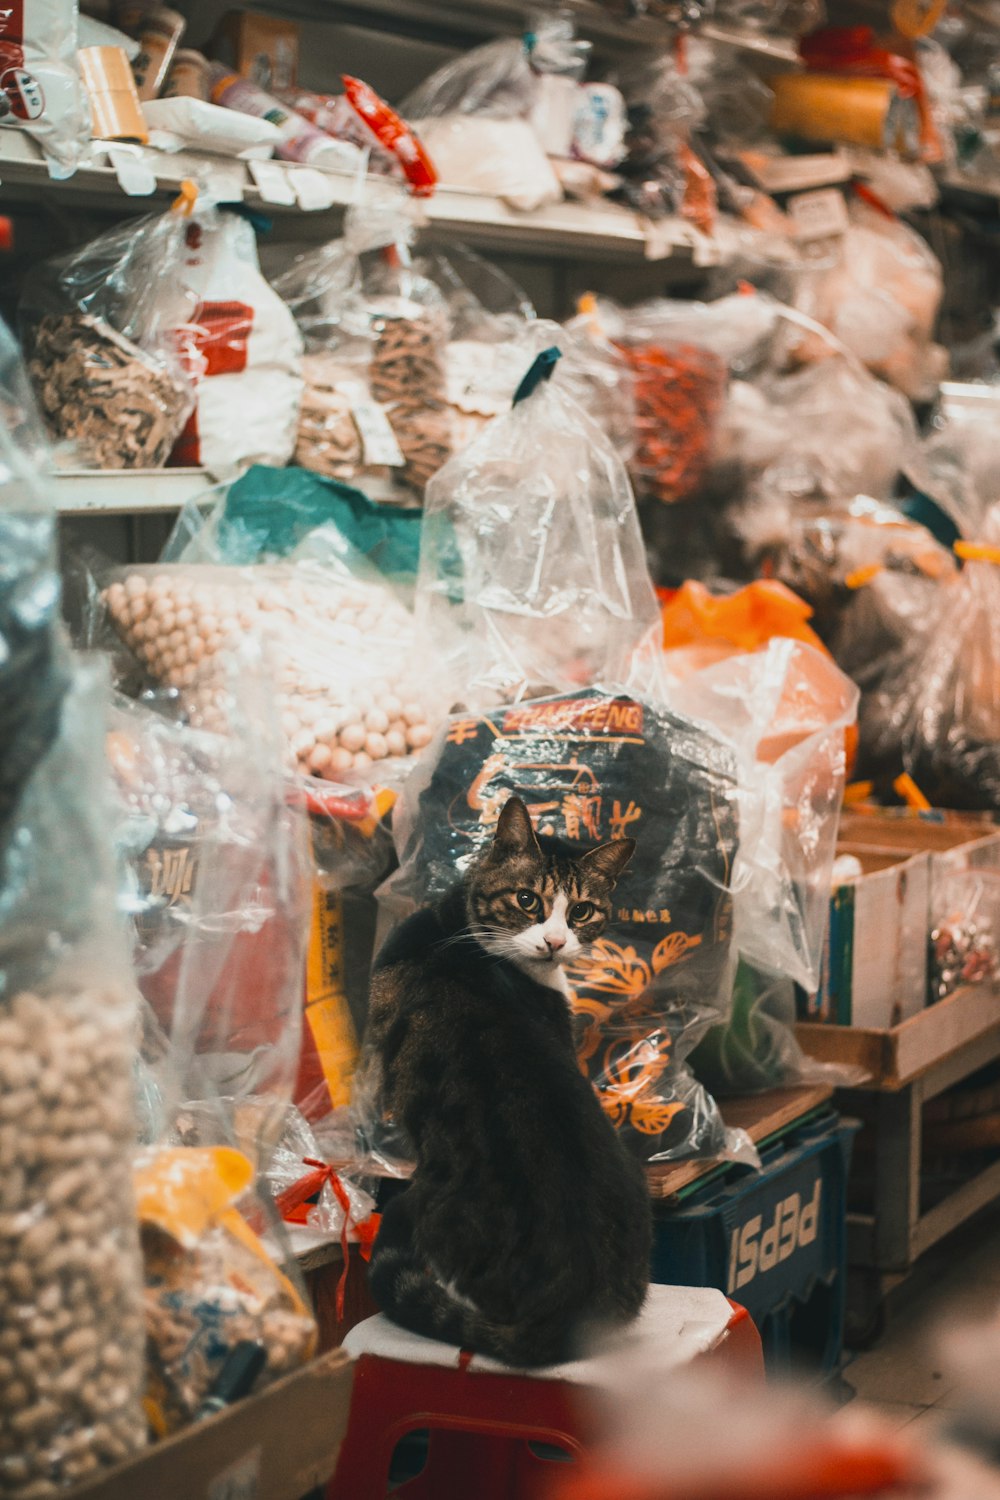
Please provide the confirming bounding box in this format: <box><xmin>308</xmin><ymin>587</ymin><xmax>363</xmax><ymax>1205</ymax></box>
<box><xmin>370</xmin><ymin>687</ymin><xmax>751</xmax><ymax>1166</ymax></box>
<box><xmin>20</xmin><ymin>198</ymin><xmax>195</xmax><ymax>469</ymax></box>
<box><xmin>858</xmin><ymin>510</ymin><xmax>1000</xmax><ymax>812</ymax></box>
<box><xmin>0</xmin><ymin>318</ymin><xmax>146</xmax><ymax>1493</ymax></box>
<box><xmin>168</xmin><ymin>204</ymin><xmax>303</xmax><ymax>475</ymax></box>
<box><xmin>789</xmin><ymin>199</ymin><xmax>948</xmax><ymax>402</ymax></box>
<box><xmin>100</xmin><ymin>548</ymin><xmax>438</xmax><ymax>785</ymax></box>
<box><xmin>417</xmin><ymin>338</ymin><xmax>659</xmax><ymax>710</ymax></box>
<box><xmin>136</xmin><ymin>1146</ymin><xmax>316</xmax><ymax>1436</ymax></box>
<box><xmin>0</xmin><ymin>0</ymin><xmax>90</xmax><ymax>175</ymax></box>
<box><xmin>273</xmin><ymin>193</ymin><xmax>452</xmax><ymax>499</ymax></box>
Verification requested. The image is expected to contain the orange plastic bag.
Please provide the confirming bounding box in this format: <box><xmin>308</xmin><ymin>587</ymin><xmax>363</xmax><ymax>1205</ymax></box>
<box><xmin>661</xmin><ymin>580</ymin><xmax>857</xmax><ymax>772</ymax></box>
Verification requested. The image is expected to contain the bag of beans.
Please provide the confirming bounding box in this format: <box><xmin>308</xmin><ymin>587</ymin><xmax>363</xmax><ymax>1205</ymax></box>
<box><xmin>375</xmin><ymin>687</ymin><xmax>756</xmax><ymax>1166</ymax></box>
<box><xmin>0</xmin><ymin>320</ymin><xmax>147</xmax><ymax>1491</ymax></box>
<box><xmin>20</xmin><ymin>200</ymin><xmax>197</xmax><ymax>470</ymax></box>
<box><xmin>417</xmin><ymin>335</ymin><xmax>659</xmax><ymax>710</ymax></box>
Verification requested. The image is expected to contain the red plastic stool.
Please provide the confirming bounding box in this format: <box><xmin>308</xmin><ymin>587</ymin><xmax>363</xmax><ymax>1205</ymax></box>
<box><xmin>327</xmin><ymin>1286</ymin><xmax>763</xmax><ymax>1500</ymax></box>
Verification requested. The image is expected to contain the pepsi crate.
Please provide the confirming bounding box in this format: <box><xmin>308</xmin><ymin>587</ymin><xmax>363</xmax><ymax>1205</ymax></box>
<box><xmin>651</xmin><ymin>1107</ymin><xmax>857</xmax><ymax>1377</ymax></box>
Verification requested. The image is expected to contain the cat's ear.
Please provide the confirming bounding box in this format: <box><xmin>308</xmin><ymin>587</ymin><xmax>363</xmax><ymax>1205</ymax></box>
<box><xmin>493</xmin><ymin>796</ymin><xmax>541</xmax><ymax>857</ymax></box>
<box><xmin>579</xmin><ymin>837</ymin><xmax>635</xmax><ymax>885</ymax></box>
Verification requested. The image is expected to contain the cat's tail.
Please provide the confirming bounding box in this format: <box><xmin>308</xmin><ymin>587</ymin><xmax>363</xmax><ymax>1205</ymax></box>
<box><xmin>368</xmin><ymin>1245</ymin><xmax>575</xmax><ymax>1368</ymax></box>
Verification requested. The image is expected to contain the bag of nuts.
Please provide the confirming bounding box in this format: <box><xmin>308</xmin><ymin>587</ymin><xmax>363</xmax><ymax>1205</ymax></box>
<box><xmin>0</xmin><ymin>323</ymin><xmax>147</xmax><ymax>1492</ymax></box>
<box><xmin>19</xmin><ymin>200</ymin><xmax>197</xmax><ymax>471</ymax></box>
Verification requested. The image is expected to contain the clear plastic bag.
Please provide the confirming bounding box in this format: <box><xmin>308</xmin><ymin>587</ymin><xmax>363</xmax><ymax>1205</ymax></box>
<box><xmin>100</xmin><ymin>550</ymin><xmax>439</xmax><ymax>785</ymax></box>
<box><xmin>0</xmin><ymin>319</ymin><xmax>147</xmax><ymax>1491</ymax></box>
<box><xmin>399</xmin><ymin>13</ymin><xmax>578</xmax><ymax>210</ymax></box>
<box><xmin>19</xmin><ymin>201</ymin><xmax>195</xmax><ymax>469</ymax></box>
<box><xmin>858</xmin><ymin>512</ymin><xmax>1000</xmax><ymax>812</ymax></box>
<box><xmin>789</xmin><ymin>201</ymin><xmax>948</xmax><ymax>402</ymax></box>
<box><xmin>136</xmin><ymin>1145</ymin><xmax>317</xmax><ymax>1436</ymax></box>
<box><xmin>0</xmin><ymin>0</ymin><xmax>90</xmax><ymax>177</ymax></box>
<box><xmin>417</xmin><ymin>336</ymin><xmax>659</xmax><ymax>711</ymax></box>
<box><xmin>917</xmin><ymin>400</ymin><xmax>1000</xmax><ymax>542</ymax></box>
<box><xmin>372</xmin><ymin>688</ymin><xmax>752</xmax><ymax>1166</ymax></box>
<box><xmin>274</xmin><ymin>194</ymin><xmax>453</xmax><ymax>498</ymax></box>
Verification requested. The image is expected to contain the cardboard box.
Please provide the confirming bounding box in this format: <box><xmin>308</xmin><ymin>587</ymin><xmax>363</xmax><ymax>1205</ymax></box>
<box><xmin>213</xmin><ymin>11</ymin><xmax>299</xmax><ymax>92</ymax></box>
<box><xmin>68</xmin><ymin>1349</ymin><xmax>352</xmax><ymax>1500</ymax></box>
<box><xmin>812</xmin><ymin>848</ymin><xmax>930</xmax><ymax>1028</ymax></box>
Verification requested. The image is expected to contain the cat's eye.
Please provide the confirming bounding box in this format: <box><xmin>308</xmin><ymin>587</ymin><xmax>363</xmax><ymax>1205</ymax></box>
<box><xmin>570</xmin><ymin>901</ymin><xmax>595</xmax><ymax>923</ymax></box>
<box><xmin>516</xmin><ymin>890</ymin><xmax>540</xmax><ymax>913</ymax></box>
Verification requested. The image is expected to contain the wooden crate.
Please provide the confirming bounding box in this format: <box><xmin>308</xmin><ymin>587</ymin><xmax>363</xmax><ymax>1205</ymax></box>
<box><xmin>67</xmin><ymin>1349</ymin><xmax>353</xmax><ymax>1500</ymax></box>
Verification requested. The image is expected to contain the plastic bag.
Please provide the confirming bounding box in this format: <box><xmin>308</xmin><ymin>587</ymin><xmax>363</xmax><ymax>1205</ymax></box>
<box><xmin>100</xmin><ymin>549</ymin><xmax>439</xmax><ymax>784</ymax></box>
<box><xmin>373</xmin><ymin>687</ymin><xmax>752</xmax><ymax>1166</ymax></box>
<box><xmin>661</xmin><ymin>578</ymin><xmax>829</xmax><ymax>670</ymax></box>
<box><xmin>789</xmin><ymin>201</ymin><xmax>948</xmax><ymax>402</ymax></box>
<box><xmin>0</xmin><ymin>0</ymin><xmax>90</xmax><ymax>177</ymax></box>
<box><xmin>916</xmin><ymin>399</ymin><xmax>1000</xmax><ymax>542</ymax></box>
<box><xmin>858</xmin><ymin>512</ymin><xmax>1000</xmax><ymax>812</ymax></box>
<box><xmin>417</xmin><ymin>338</ymin><xmax>659</xmax><ymax>711</ymax></box>
<box><xmin>274</xmin><ymin>194</ymin><xmax>453</xmax><ymax>498</ymax></box>
<box><xmin>0</xmin><ymin>319</ymin><xmax>146</xmax><ymax>1491</ymax></box>
<box><xmin>136</xmin><ymin>1145</ymin><xmax>316</xmax><ymax>1436</ymax></box>
<box><xmin>168</xmin><ymin>205</ymin><xmax>303</xmax><ymax>476</ymax></box>
<box><xmin>20</xmin><ymin>200</ymin><xmax>195</xmax><ymax>469</ymax></box>
<box><xmin>399</xmin><ymin>13</ymin><xmax>581</xmax><ymax>210</ymax></box>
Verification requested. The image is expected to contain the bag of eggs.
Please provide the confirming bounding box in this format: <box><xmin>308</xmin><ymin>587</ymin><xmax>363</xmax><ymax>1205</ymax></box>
<box><xmin>100</xmin><ymin>556</ymin><xmax>439</xmax><ymax>785</ymax></box>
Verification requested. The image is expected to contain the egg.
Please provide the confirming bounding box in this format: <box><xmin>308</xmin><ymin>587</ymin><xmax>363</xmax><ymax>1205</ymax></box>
<box><xmin>339</xmin><ymin>723</ymin><xmax>367</xmax><ymax>754</ymax></box>
<box><xmin>365</xmin><ymin>732</ymin><xmax>388</xmax><ymax>760</ymax></box>
<box><xmin>309</xmin><ymin>744</ymin><xmax>333</xmax><ymax>774</ymax></box>
<box><xmin>406</xmin><ymin>724</ymin><xmax>432</xmax><ymax>750</ymax></box>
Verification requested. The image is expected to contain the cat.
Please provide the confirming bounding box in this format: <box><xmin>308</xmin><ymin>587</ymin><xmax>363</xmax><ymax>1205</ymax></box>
<box><xmin>362</xmin><ymin>794</ymin><xmax>652</xmax><ymax>1368</ymax></box>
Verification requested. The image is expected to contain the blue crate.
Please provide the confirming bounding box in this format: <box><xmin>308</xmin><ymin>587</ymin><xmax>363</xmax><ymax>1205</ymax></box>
<box><xmin>651</xmin><ymin>1108</ymin><xmax>857</xmax><ymax>1377</ymax></box>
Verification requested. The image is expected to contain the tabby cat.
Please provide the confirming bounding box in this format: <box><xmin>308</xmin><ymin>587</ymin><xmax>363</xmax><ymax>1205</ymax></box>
<box><xmin>363</xmin><ymin>795</ymin><xmax>651</xmax><ymax>1368</ymax></box>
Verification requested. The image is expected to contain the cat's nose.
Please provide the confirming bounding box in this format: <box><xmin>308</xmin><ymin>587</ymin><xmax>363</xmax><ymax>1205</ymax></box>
<box><xmin>545</xmin><ymin>933</ymin><xmax>566</xmax><ymax>952</ymax></box>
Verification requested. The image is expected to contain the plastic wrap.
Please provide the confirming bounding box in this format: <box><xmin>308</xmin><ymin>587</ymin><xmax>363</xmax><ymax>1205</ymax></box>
<box><xmin>417</xmin><ymin>339</ymin><xmax>658</xmax><ymax>711</ymax></box>
<box><xmin>789</xmin><ymin>201</ymin><xmax>948</xmax><ymax>402</ymax></box>
<box><xmin>168</xmin><ymin>205</ymin><xmax>303</xmax><ymax>475</ymax></box>
<box><xmin>399</xmin><ymin>13</ymin><xmax>584</xmax><ymax>210</ymax></box>
<box><xmin>136</xmin><ymin>1146</ymin><xmax>316</xmax><ymax>1435</ymax></box>
<box><xmin>0</xmin><ymin>319</ymin><xmax>146</xmax><ymax>1492</ymax></box>
<box><xmin>0</xmin><ymin>0</ymin><xmax>90</xmax><ymax>176</ymax></box>
<box><xmin>917</xmin><ymin>400</ymin><xmax>1000</xmax><ymax>542</ymax></box>
<box><xmin>612</xmin><ymin>51</ymin><xmax>712</xmax><ymax>224</ymax></box>
<box><xmin>274</xmin><ymin>196</ymin><xmax>453</xmax><ymax>498</ymax></box>
<box><xmin>20</xmin><ymin>201</ymin><xmax>195</xmax><ymax>468</ymax></box>
<box><xmin>100</xmin><ymin>554</ymin><xmax>439</xmax><ymax>785</ymax></box>
<box><xmin>859</xmin><ymin>514</ymin><xmax>1000</xmax><ymax>812</ymax></box>
<box><xmin>373</xmin><ymin>688</ymin><xmax>753</xmax><ymax>1166</ymax></box>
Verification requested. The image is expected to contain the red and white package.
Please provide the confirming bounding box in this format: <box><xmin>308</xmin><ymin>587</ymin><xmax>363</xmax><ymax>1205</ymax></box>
<box><xmin>341</xmin><ymin>75</ymin><xmax>437</xmax><ymax>197</ymax></box>
<box><xmin>0</xmin><ymin>0</ymin><xmax>89</xmax><ymax>175</ymax></box>
<box><xmin>169</xmin><ymin>208</ymin><xmax>303</xmax><ymax>475</ymax></box>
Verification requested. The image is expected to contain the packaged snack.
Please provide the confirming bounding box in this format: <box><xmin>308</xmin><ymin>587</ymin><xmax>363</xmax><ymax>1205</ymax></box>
<box><xmin>20</xmin><ymin>199</ymin><xmax>195</xmax><ymax>469</ymax></box>
<box><xmin>0</xmin><ymin>318</ymin><xmax>146</xmax><ymax>1493</ymax></box>
<box><xmin>417</xmin><ymin>335</ymin><xmax>658</xmax><ymax>709</ymax></box>
<box><xmin>0</xmin><ymin>0</ymin><xmax>90</xmax><ymax>176</ymax></box>
<box><xmin>168</xmin><ymin>205</ymin><xmax>304</xmax><ymax>475</ymax></box>
<box><xmin>136</xmin><ymin>1146</ymin><xmax>316</xmax><ymax>1435</ymax></box>
<box><xmin>142</xmin><ymin>96</ymin><xmax>282</xmax><ymax>158</ymax></box>
<box><xmin>209</xmin><ymin>65</ymin><xmax>358</xmax><ymax>171</ymax></box>
<box><xmin>377</xmin><ymin>688</ymin><xmax>747</xmax><ymax>1165</ymax></box>
<box><xmin>341</xmin><ymin>75</ymin><xmax>437</xmax><ymax>197</ymax></box>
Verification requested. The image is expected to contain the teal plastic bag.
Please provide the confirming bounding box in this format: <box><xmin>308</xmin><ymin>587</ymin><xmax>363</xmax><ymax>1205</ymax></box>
<box><xmin>165</xmin><ymin>465</ymin><xmax>423</xmax><ymax>586</ymax></box>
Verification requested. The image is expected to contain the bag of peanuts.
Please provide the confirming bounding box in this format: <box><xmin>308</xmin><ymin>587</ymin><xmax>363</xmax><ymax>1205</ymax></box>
<box><xmin>417</xmin><ymin>334</ymin><xmax>660</xmax><ymax>711</ymax></box>
<box><xmin>19</xmin><ymin>199</ymin><xmax>197</xmax><ymax>470</ymax></box>
<box><xmin>273</xmin><ymin>192</ymin><xmax>454</xmax><ymax>500</ymax></box>
<box><xmin>100</xmin><ymin>551</ymin><xmax>440</xmax><ymax>787</ymax></box>
<box><xmin>0</xmin><ymin>326</ymin><xmax>148</xmax><ymax>1491</ymax></box>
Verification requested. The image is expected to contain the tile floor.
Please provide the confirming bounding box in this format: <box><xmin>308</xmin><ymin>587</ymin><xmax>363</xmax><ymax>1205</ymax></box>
<box><xmin>842</xmin><ymin>1198</ymin><xmax>1000</xmax><ymax>1428</ymax></box>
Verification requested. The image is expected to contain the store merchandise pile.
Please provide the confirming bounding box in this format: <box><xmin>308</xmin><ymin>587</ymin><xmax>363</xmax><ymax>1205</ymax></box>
<box><xmin>7</xmin><ymin>2</ymin><xmax>1000</xmax><ymax>1495</ymax></box>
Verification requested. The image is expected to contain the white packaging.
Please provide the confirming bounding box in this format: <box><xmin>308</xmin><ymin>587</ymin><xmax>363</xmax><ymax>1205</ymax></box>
<box><xmin>143</xmin><ymin>96</ymin><xmax>282</xmax><ymax>158</ymax></box>
<box><xmin>415</xmin><ymin>115</ymin><xmax>562</xmax><ymax>211</ymax></box>
<box><xmin>169</xmin><ymin>209</ymin><xmax>304</xmax><ymax>475</ymax></box>
<box><xmin>0</xmin><ymin>0</ymin><xmax>89</xmax><ymax>176</ymax></box>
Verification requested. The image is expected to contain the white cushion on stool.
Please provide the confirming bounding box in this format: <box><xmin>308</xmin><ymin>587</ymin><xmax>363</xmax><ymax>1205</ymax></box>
<box><xmin>342</xmin><ymin>1284</ymin><xmax>736</xmax><ymax>1384</ymax></box>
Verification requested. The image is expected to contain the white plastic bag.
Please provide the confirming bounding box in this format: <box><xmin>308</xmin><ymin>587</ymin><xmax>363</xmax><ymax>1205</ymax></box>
<box><xmin>169</xmin><ymin>207</ymin><xmax>303</xmax><ymax>475</ymax></box>
<box><xmin>416</xmin><ymin>332</ymin><xmax>659</xmax><ymax>709</ymax></box>
<box><xmin>0</xmin><ymin>0</ymin><xmax>89</xmax><ymax>176</ymax></box>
